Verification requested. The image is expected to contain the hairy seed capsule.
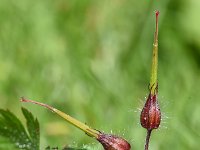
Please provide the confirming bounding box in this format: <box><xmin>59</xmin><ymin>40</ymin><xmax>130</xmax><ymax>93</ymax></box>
<box><xmin>97</xmin><ymin>133</ymin><xmax>131</xmax><ymax>150</ymax></box>
<box><xmin>140</xmin><ymin>93</ymin><xmax>161</xmax><ymax>130</ymax></box>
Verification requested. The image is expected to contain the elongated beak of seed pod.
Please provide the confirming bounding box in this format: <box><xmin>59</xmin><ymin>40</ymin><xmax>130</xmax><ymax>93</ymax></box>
<box><xmin>21</xmin><ymin>97</ymin><xmax>131</xmax><ymax>150</ymax></box>
<box><xmin>97</xmin><ymin>133</ymin><xmax>131</xmax><ymax>150</ymax></box>
<box><xmin>140</xmin><ymin>93</ymin><xmax>161</xmax><ymax>130</ymax></box>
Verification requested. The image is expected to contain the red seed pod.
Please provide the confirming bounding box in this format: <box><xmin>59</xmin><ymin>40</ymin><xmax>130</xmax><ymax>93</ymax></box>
<box><xmin>140</xmin><ymin>93</ymin><xmax>161</xmax><ymax>130</ymax></box>
<box><xmin>20</xmin><ymin>98</ymin><xmax>131</xmax><ymax>150</ymax></box>
<box><xmin>97</xmin><ymin>133</ymin><xmax>131</xmax><ymax>150</ymax></box>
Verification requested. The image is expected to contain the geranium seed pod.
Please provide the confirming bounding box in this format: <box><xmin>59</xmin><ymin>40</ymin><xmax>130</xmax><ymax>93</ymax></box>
<box><xmin>140</xmin><ymin>93</ymin><xmax>161</xmax><ymax>130</ymax></box>
<box><xmin>97</xmin><ymin>133</ymin><xmax>131</xmax><ymax>150</ymax></box>
<box><xmin>140</xmin><ymin>10</ymin><xmax>161</xmax><ymax>150</ymax></box>
<box><xmin>21</xmin><ymin>97</ymin><xmax>131</xmax><ymax>150</ymax></box>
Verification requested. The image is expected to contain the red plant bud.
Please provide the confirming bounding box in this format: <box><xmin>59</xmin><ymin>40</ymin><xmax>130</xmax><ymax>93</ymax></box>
<box><xmin>97</xmin><ymin>133</ymin><xmax>131</xmax><ymax>150</ymax></box>
<box><xmin>140</xmin><ymin>93</ymin><xmax>161</xmax><ymax>130</ymax></box>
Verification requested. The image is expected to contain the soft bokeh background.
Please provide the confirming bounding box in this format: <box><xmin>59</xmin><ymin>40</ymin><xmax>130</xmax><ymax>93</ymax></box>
<box><xmin>0</xmin><ymin>0</ymin><xmax>200</xmax><ymax>149</ymax></box>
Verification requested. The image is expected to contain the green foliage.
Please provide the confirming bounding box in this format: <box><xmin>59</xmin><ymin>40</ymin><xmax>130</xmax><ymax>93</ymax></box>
<box><xmin>0</xmin><ymin>107</ymin><xmax>39</xmax><ymax>150</ymax></box>
<box><xmin>22</xmin><ymin>107</ymin><xmax>40</xmax><ymax>149</ymax></box>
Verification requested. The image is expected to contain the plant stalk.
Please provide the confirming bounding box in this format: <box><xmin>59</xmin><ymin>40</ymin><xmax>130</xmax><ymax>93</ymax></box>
<box><xmin>145</xmin><ymin>130</ymin><xmax>152</xmax><ymax>150</ymax></box>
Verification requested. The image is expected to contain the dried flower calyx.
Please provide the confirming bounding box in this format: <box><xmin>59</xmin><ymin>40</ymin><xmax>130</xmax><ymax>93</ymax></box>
<box><xmin>97</xmin><ymin>133</ymin><xmax>131</xmax><ymax>150</ymax></box>
<box><xmin>140</xmin><ymin>85</ymin><xmax>161</xmax><ymax>130</ymax></box>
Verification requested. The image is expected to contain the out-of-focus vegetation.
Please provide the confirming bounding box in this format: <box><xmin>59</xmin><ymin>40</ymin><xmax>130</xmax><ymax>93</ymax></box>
<box><xmin>0</xmin><ymin>0</ymin><xmax>200</xmax><ymax>149</ymax></box>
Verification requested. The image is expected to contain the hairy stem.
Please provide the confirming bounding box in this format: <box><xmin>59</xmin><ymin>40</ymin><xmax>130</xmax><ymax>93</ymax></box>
<box><xmin>150</xmin><ymin>10</ymin><xmax>159</xmax><ymax>94</ymax></box>
<box><xmin>20</xmin><ymin>97</ymin><xmax>99</xmax><ymax>138</ymax></box>
<box><xmin>145</xmin><ymin>130</ymin><xmax>152</xmax><ymax>150</ymax></box>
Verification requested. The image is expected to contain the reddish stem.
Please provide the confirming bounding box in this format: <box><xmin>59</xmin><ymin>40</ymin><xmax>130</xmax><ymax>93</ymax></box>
<box><xmin>21</xmin><ymin>97</ymin><xmax>53</xmax><ymax>110</ymax></box>
<box><xmin>145</xmin><ymin>130</ymin><xmax>152</xmax><ymax>150</ymax></box>
<box><xmin>154</xmin><ymin>10</ymin><xmax>159</xmax><ymax>45</ymax></box>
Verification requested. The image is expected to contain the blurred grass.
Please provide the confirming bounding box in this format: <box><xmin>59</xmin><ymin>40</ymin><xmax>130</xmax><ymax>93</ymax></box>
<box><xmin>0</xmin><ymin>0</ymin><xmax>200</xmax><ymax>149</ymax></box>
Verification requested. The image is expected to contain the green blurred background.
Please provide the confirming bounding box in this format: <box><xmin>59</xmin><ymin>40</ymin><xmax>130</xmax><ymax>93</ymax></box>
<box><xmin>0</xmin><ymin>0</ymin><xmax>200</xmax><ymax>149</ymax></box>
